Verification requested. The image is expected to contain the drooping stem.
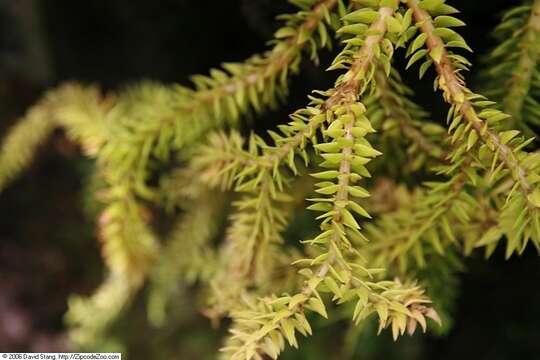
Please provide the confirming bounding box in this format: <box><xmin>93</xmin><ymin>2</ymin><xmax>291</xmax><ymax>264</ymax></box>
<box><xmin>180</xmin><ymin>0</ymin><xmax>338</xmax><ymax>114</ymax></box>
<box><xmin>503</xmin><ymin>0</ymin><xmax>540</xmax><ymax>123</ymax></box>
<box><xmin>214</xmin><ymin>6</ymin><xmax>396</xmax><ymax>311</ymax></box>
<box><xmin>264</xmin><ymin>7</ymin><xmax>394</xmax><ymax>169</ymax></box>
<box><xmin>407</xmin><ymin>0</ymin><xmax>533</xmax><ymax>197</ymax></box>
<box><xmin>313</xmin><ymin>6</ymin><xmax>395</xmax><ymax>279</ymax></box>
<box><xmin>373</xmin><ymin>69</ymin><xmax>445</xmax><ymax>160</ymax></box>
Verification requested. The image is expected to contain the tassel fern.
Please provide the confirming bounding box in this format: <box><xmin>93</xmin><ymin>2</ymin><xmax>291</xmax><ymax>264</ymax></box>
<box><xmin>1</xmin><ymin>0</ymin><xmax>539</xmax><ymax>358</ymax></box>
<box><xmin>482</xmin><ymin>0</ymin><xmax>540</xmax><ymax>132</ymax></box>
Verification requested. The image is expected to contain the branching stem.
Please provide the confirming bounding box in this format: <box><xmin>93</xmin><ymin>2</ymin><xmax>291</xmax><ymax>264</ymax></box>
<box><xmin>180</xmin><ymin>0</ymin><xmax>338</xmax><ymax>113</ymax></box>
<box><xmin>307</xmin><ymin>6</ymin><xmax>395</xmax><ymax>291</ymax></box>
<box><xmin>504</xmin><ymin>0</ymin><xmax>540</xmax><ymax>123</ymax></box>
<box><xmin>263</xmin><ymin>7</ymin><xmax>394</xmax><ymax>169</ymax></box>
<box><xmin>374</xmin><ymin>69</ymin><xmax>444</xmax><ymax>160</ymax></box>
<box><xmin>407</xmin><ymin>0</ymin><xmax>533</xmax><ymax>197</ymax></box>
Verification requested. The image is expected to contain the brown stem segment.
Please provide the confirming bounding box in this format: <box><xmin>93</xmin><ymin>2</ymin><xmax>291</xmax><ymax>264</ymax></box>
<box><xmin>406</xmin><ymin>0</ymin><xmax>533</xmax><ymax>197</ymax></box>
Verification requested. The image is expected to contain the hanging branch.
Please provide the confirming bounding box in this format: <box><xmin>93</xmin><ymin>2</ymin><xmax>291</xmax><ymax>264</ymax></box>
<box><xmin>219</xmin><ymin>5</ymin><xmax>440</xmax><ymax>359</ymax></box>
<box><xmin>405</xmin><ymin>0</ymin><xmax>540</xmax><ymax>257</ymax></box>
<box><xmin>366</xmin><ymin>67</ymin><xmax>446</xmax><ymax>174</ymax></box>
<box><xmin>483</xmin><ymin>0</ymin><xmax>540</xmax><ymax>131</ymax></box>
<box><xmin>406</xmin><ymin>0</ymin><xmax>534</xmax><ymax>197</ymax></box>
<box><xmin>0</xmin><ymin>84</ymin><xmax>106</xmax><ymax>191</ymax></box>
<box><xmin>180</xmin><ymin>0</ymin><xmax>339</xmax><ymax>115</ymax></box>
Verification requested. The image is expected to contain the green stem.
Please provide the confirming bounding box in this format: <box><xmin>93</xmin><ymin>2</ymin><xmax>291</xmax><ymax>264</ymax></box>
<box><xmin>180</xmin><ymin>0</ymin><xmax>338</xmax><ymax>114</ymax></box>
<box><xmin>503</xmin><ymin>0</ymin><xmax>540</xmax><ymax>124</ymax></box>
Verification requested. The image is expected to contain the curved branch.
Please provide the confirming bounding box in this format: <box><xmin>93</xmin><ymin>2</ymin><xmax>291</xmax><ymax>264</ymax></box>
<box><xmin>371</xmin><ymin>68</ymin><xmax>445</xmax><ymax>162</ymax></box>
<box><xmin>181</xmin><ymin>0</ymin><xmax>339</xmax><ymax>114</ymax></box>
<box><xmin>502</xmin><ymin>0</ymin><xmax>540</xmax><ymax>125</ymax></box>
<box><xmin>407</xmin><ymin>0</ymin><xmax>534</xmax><ymax>198</ymax></box>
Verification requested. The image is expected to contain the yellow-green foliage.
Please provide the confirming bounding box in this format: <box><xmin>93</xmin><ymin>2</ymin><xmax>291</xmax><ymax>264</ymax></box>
<box><xmin>0</xmin><ymin>84</ymin><xmax>105</xmax><ymax>191</ymax></box>
<box><xmin>1</xmin><ymin>0</ymin><xmax>540</xmax><ymax>358</ymax></box>
<box><xmin>481</xmin><ymin>0</ymin><xmax>540</xmax><ymax>132</ymax></box>
<box><xmin>148</xmin><ymin>189</ymin><xmax>227</xmax><ymax>327</ymax></box>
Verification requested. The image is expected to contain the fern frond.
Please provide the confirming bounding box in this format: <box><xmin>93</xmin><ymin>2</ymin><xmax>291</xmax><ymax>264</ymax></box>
<box><xmin>362</xmin><ymin>162</ymin><xmax>536</xmax><ymax>272</ymax></box>
<box><xmin>218</xmin><ymin>4</ymin><xmax>443</xmax><ymax>358</ymax></box>
<box><xmin>97</xmin><ymin>197</ymin><xmax>158</xmax><ymax>282</ymax></box>
<box><xmin>0</xmin><ymin>107</ymin><xmax>54</xmax><ymax>191</ymax></box>
<box><xmin>0</xmin><ymin>84</ymin><xmax>105</xmax><ymax>191</ymax></box>
<box><xmin>65</xmin><ymin>272</ymin><xmax>134</xmax><ymax>347</ymax></box>
<box><xmin>147</xmin><ymin>191</ymin><xmax>226</xmax><ymax>327</ymax></box>
<box><xmin>192</xmin><ymin>2</ymin><xmax>399</xmax><ymax>299</ymax></box>
<box><xmin>54</xmin><ymin>84</ymin><xmax>108</xmax><ymax>155</ymax></box>
<box><xmin>221</xmin><ymin>278</ymin><xmax>437</xmax><ymax>360</ymax></box>
<box><xmin>88</xmin><ymin>0</ymin><xmax>340</xmax><ymax>200</ymax></box>
<box><xmin>205</xmin><ymin>169</ymin><xmax>314</xmax><ymax>319</ymax></box>
<box><xmin>350</xmin><ymin>180</ymin><xmax>463</xmax><ymax>334</ymax></box>
<box><xmin>223</xmin><ymin>178</ymin><xmax>292</xmax><ymax>283</ymax></box>
<box><xmin>366</xmin><ymin>67</ymin><xmax>446</xmax><ymax>174</ymax></box>
<box><xmin>189</xmin><ymin>131</ymin><xmax>253</xmax><ymax>191</ymax></box>
<box><xmin>482</xmin><ymin>0</ymin><xmax>540</xmax><ymax>132</ymax></box>
<box><xmin>361</xmin><ymin>173</ymin><xmax>474</xmax><ymax>271</ymax></box>
<box><xmin>405</xmin><ymin>0</ymin><xmax>540</xmax><ymax>257</ymax></box>
<box><xmin>65</xmin><ymin>194</ymin><xmax>159</xmax><ymax>346</ymax></box>
<box><xmin>0</xmin><ymin>0</ymin><xmax>340</xmax><ymax>196</ymax></box>
<box><xmin>170</xmin><ymin>0</ymin><xmax>340</xmax><ymax>148</ymax></box>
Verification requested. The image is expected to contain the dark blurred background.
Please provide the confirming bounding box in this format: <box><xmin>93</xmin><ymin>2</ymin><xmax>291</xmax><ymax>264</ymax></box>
<box><xmin>0</xmin><ymin>0</ymin><xmax>539</xmax><ymax>359</ymax></box>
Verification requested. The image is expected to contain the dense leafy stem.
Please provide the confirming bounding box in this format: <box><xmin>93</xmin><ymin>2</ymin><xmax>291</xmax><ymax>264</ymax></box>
<box><xmin>482</xmin><ymin>0</ymin><xmax>540</xmax><ymax>132</ymax></box>
<box><xmin>212</xmin><ymin>4</ymin><xmax>441</xmax><ymax>359</ymax></box>
<box><xmin>405</xmin><ymin>0</ymin><xmax>540</xmax><ymax>257</ymax></box>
